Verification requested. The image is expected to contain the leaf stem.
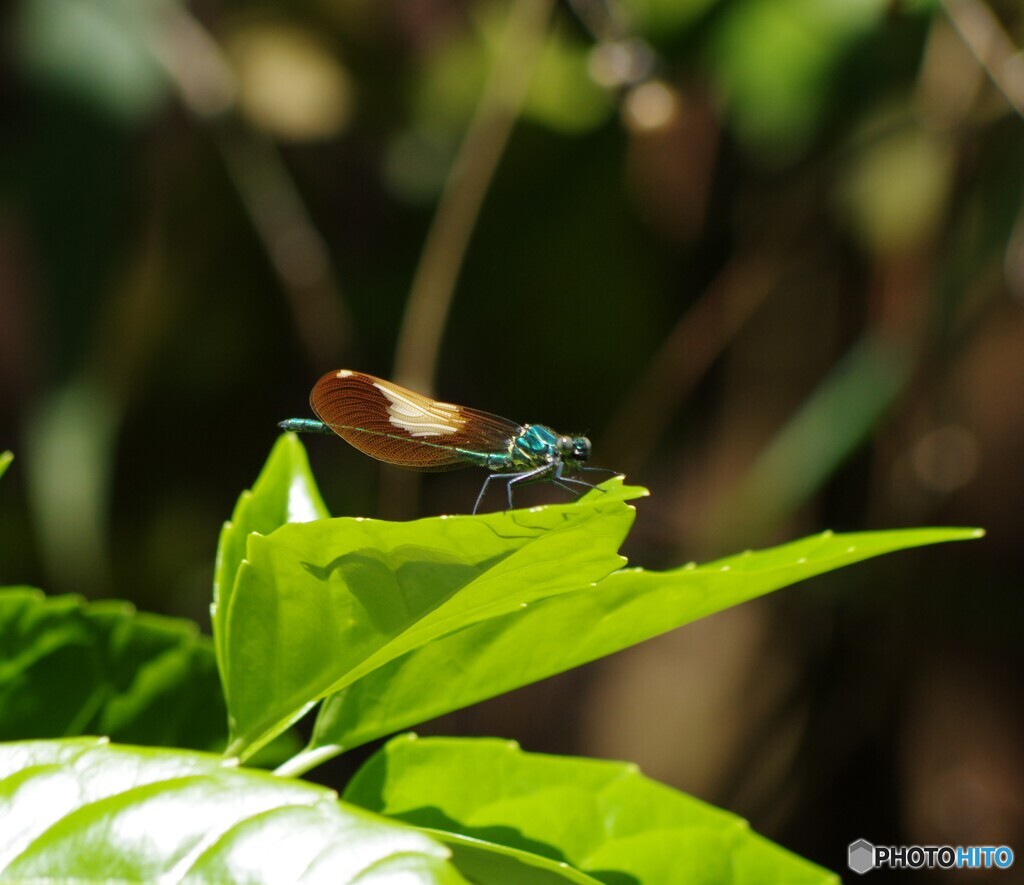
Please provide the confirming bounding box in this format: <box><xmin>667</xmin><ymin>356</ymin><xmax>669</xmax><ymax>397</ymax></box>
<box><xmin>392</xmin><ymin>0</ymin><xmax>556</xmax><ymax>395</ymax></box>
<box><xmin>150</xmin><ymin>4</ymin><xmax>350</xmax><ymax>366</ymax></box>
<box><xmin>274</xmin><ymin>744</ymin><xmax>344</xmax><ymax>779</ymax></box>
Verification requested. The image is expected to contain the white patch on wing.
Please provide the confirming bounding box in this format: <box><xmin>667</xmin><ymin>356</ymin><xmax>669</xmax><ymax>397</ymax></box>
<box><xmin>375</xmin><ymin>383</ymin><xmax>466</xmax><ymax>437</ymax></box>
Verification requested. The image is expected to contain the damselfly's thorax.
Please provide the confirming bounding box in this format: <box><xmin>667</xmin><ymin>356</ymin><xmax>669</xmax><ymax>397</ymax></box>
<box><xmin>511</xmin><ymin>425</ymin><xmax>592</xmax><ymax>471</ymax></box>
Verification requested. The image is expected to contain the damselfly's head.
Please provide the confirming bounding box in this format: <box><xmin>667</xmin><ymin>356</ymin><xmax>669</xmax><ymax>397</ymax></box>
<box><xmin>556</xmin><ymin>435</ymin><xmax>591</xmax><ymax>464</ymax></box>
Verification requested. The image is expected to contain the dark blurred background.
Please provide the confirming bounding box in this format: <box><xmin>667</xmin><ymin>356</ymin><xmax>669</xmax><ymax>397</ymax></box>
<box><xmin>1</xmin><ymin>0</ymin><xmax>1022</xmax><ymax>878</ymax></box>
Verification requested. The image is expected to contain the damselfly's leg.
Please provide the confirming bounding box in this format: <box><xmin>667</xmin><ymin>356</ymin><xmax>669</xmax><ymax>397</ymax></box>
<box><xmin>475</xmin><ymin>472</ymin><xmax>514</xmax><ymax>514</ymax></box>
<box><xmin>474</xmin><ymin>469</ymin><xmax>541</xmax><ymax>514</ymax></box>
<box><xmin>553</xmin><ymin>461</ymin><xmax>605</xmax><ymax>496</ymax></box>
<box><xmin>505</xmin><ymin>463</ymin><xmax>556</xmax><ymax>509</ymax></box>
<box><xmin>475</xmin><ymin>461</ymin><xmax>600</xmax><ymax>513</ymax></box>
<box><xmin>559</xmin><ymin>476</ymin><xmax>603</xmax><ymax>493</ymax></box>
<box><xmin>578</xmin><ymin>466</ymin><xmax>620</xmax><ymax>476</ymax></box>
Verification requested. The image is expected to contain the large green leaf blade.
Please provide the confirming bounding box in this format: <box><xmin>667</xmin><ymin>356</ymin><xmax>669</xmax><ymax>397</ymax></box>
<box><xmin>0</xmin><ymin>587</ymin><xmax>225</xmax><ymax>752</ymax></box>
<box><xmin>224</xmin><ymin>480</ymin><xmax>647</xmax><ymax>759</ymax></box>
<box><xmin>213</xmin><ymin>434</ymin><xmax>329</xmax><ymax>689</ymax></box>
<box><xmin>0</xmin><ymin>738</ymin><xmax>465</xmax><ymax>883</ymax></box>
<box><xmin>345</xmin><ymin>735</ymin><xmax>839</xmax><ymax>884</ymax></box>
<box><xmin>303</xmin><ymin>527</ymin><xmax>981</xmax><ymax>762</ymax></box>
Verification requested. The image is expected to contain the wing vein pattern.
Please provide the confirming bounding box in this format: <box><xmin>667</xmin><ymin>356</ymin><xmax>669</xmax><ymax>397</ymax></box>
<box><xmin>310</xmin><ymin>370</ymin><xmax>522</xmax><ymax>471</ymax></box>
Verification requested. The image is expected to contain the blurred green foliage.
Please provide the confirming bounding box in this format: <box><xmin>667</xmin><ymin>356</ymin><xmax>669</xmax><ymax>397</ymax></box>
<box><xmin>16</xmin><ymin>0</ymin><xmax>172</xmax><ymax>124</ymax></box>
<box><xmin>0</xmin><ymin>586</ymin><xmax>224</xmax><ymax>749</ymax></box>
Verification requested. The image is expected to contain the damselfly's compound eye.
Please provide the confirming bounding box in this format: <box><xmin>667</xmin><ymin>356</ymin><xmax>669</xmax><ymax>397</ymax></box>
<box><xmin>572</xmin><ymin>437</ymin><xmax>591</xmax><ymax>462</ymax></box>
<box><xmin>556</xmin><ymin>436</ymin><xmax>575</xmax><ymax>456</ymax></box>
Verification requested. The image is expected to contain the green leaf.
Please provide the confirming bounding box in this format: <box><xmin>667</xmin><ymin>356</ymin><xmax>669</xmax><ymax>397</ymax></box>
<box><xmin>224</xmin><ymin>479</ymin><xmax>647</xmax><ymax>760</ymax></box>
<box><xmin>345</xmin><ymin>735</ymin><xmax>839</xmax><ymax>884</ymax></box>
<box><xmin>299</xmin><ymin>526</ymin><xmax>980</xmax><ymax>766</ymax></box>
<box><xmin>212</xmin><ymin>434</ymin><xmax>328</xmax><ymax>693</ymax></box>
<box><xmin>0</xmin><ymin>587</ymin><xmax>225</xmax><ymax>752</ymax></box>
<box><xmin>0</xmin><ymin>738</ymin><xmax>466</xmax><ymax>883</ymax></box>
<box><xmin>0</xmin><ymin>452</ymin><xmax>11</xmax><ymax>481</ymax></box>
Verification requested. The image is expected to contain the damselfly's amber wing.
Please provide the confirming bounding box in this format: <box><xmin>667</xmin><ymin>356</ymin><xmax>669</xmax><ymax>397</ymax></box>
<box><xmin>309</xmin><ymin>370</ymin><xmax>522</xmax><ymax>470</ymax></box>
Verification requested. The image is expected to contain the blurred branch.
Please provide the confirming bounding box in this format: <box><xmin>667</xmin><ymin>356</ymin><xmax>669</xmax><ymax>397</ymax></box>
<box><xmin>392</xmin><ymin>0</ymin><xmax>556</xmax><ymax>394</ymax></box>
<box><xmin>24</xmin><ymin>383</ymin><xmax>117</xmax><ymax>597</ymax></box>
<box><xmin>150</xmin><ymin>3</ymin><xmax>350</xmax><ymax>366</ymax></box>
<box><xmin>700</xmin><ymin>229</ymin><xmax>939</xmax><ymax>546</ymax></box>
<box><xmin>214</xmin><ymin>126</ymin><xmax>349</xmax><ymax>365</ymax></box>
<box><xmin>702</xmin><ymin>334</ymin><xmax>913</xmax><ymax>544</ymax></box>
<box><xmin>601</xmin><ymin>252</ymin><xmax>786</xmax><ymax>474</ymax></box>
<box><xmin>942</xmin><ymin>0</ymin><xmax>1024</xmax><ymax>119</ymax></box>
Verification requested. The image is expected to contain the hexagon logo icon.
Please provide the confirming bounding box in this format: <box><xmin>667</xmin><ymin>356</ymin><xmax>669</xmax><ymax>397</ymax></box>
<box><xmin>848</xmin><ymin>839</ymin><xmax>875</xmax><ymax>875</ymax></box>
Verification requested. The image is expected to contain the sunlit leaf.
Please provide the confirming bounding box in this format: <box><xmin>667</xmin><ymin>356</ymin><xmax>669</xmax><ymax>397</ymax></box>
<box><xmin>212</xmin><ymin>434</ymin><xmax>328</xmax><ymax>690</ymax></box>
<box><xmin>297</xmin><ymin>524</ymin><xmax>980</xmax><ymax>767</ymax></box>
<box><xmin>0</xmin><ymin>738</ymin><xmax>465</xmax><ymax>883</ymax></box>
<box><xmin>224</xmin><ymin>478</ymin><xmax>646</xmax><ymax>759</ymax></box>
<box><xmin>222</xmin><ymin>439</ymin><xmax>978</xmax><ymax>770</ymax></box>
<box><xmin>345</xmin><ymin>735</ymin><xmax>839</xmax><ymax>884</ymax></box>
<box><xmin>0</xmin><ymin>453</ymin><xmax>11</xmax><ymax>481</ymax></box>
